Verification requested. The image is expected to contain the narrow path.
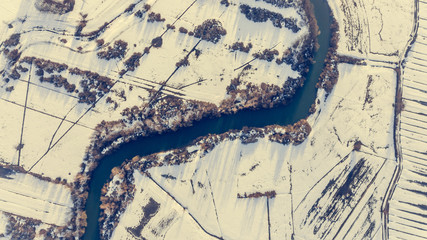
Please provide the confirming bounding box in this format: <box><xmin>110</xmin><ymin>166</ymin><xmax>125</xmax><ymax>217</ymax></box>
<box><xmin>17</xmin><ymin>64</ymin><xmax>32</xmax><ymax>166</ymax></box>
<box><xmin>146</xmin><ymin>174</ymin><xmax>223</xmax><ymax>240</ymax></box>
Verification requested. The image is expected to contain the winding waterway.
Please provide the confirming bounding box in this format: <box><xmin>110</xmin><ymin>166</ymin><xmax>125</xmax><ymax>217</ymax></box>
<box><xmin>83</xmin><ymin>1</ymin><xmax>332</xmax><ymax>239</ymax></box>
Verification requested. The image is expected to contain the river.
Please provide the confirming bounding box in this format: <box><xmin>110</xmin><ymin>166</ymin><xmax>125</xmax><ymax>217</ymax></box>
<box><xmin>83</xmin><ymin>0</ymin><xmax>332</xmax><ymax>239</ymax></box>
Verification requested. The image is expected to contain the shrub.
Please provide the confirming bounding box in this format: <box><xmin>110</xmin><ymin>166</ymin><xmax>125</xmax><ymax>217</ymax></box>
<box><xmin>230</xmin><ymin>42</ymin><xmax>252</xmax><ymax>53</ymax></box>
<box><xmin>193</xmin><ymin>19</ymin><xmax>226</xmax><ymax>43</ymax></box>
<box><xmin>34</xmin><ymin>0</ymin><xmax>75</xmax><ymax>14</ymax></box>
<box><xmin>147</xmin><ymin>12</ymin><xmax>165</xmax><ymax>23</ymax></box>
<box><xmin>179</xmin><ymin>27</ymin><xmax>188</xmax><ymax>34</ymax></box>
<box><xmin>3</xmin><ymin>34</ymin><xmax>20</xmax><ymax>47</ymax></box>
<box><xmin>176</xmin><ymin>56</ymin><xmax>189</xmax><ymax>67</ymax></box>
<box><xmin>151</xmin><ymin>37</ymin><xmax>163</xmax><ymax>48</ymax></box>
<box><xmin>253</xmin><ymin>49</ymin><xmax>279</xmax><ymax>62</ymax></box>
<box><xmin>124</xmin><ymin>52</ymin><xmax>142</xmax><ymax>71</ymax></box>
<box><xmin>97</xmin><ymin>40</ymin><xmax>128</xmax><ymax>60</ymax></box>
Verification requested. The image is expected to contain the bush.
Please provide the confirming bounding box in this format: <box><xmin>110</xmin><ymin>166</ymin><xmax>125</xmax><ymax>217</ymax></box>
<box><xmin>176</xmin><ymin>56</ymin><xmax>189</xmax><ymax>67</ymax></box>
<box><xmin>147</xmin><ymin>12</ymin><xmax>165</xmax><ymax>23</ymax></box>
<box><xmin>230</xmin><ymin>42</ymin><xmax>252</xmax><ymax>53</ymax></box>
<box><xmin>34</xmin><ymin>0</ymin><xmax>75</xmax><ymax>14</ymax></box>
<box><xmin>97</xmin><ymin>40</ymin><xmax>128</xmax><ymax>60</ymax></box>
<box><xmin>253</xmin><ymin>49</ymin><xmax>279</xmax><ymax>62</ymax></box>
<box><xmin>193</xmin><ymin>19</ymin><xmax>226</xmax><ymax>43</ymax></box>
<box><xmin>179</xmin><ymin>27</ymin><xmax>188</xmax><ymax>34</ymax></box>
<box><xmin>124</xmin><ymin>52</ymin><xmax>142</xmax><ymax>71</ymax></box>
<box><xmin>3</xmin><ymin>34</ymin><xmax>20</xmax><ymax>47</ymax></box>
<box><xmin>151</xmin><ymin>37</ymin><xmax>163</xmax><ymax>48</ymax></box>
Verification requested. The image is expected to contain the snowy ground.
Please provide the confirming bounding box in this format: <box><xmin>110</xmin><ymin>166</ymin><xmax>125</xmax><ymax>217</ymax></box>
<box><xmin>0</xmin><ymin>0</ymin><xmax>310</xmax><ymax>183</ymax></box>
<box><xmin>106</xmin><ymin>62</ymin><xmax>398</xmax><ymax>239</ymax></box>
<box><xmin>0</xmin><ymin>0</ymin><xmax>312</xmax><ymax>237</ymax></box>
<box><xmin>0</xmin><ymin>165</ymin><xmax>73</xmax><ymax>239</ymax></box>
<box><xmin>327</xmin><ymin>0</ymin><xmax>414</xmax><ymax>62</ymax></box>
<box><xmin>388</xmin><ymin>1</ymin><xmax>427</xmax><ymax>239</ymax></box>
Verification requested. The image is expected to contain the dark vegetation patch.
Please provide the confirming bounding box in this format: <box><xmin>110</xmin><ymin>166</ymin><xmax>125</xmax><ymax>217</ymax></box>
<box><xmin>124</xmin><ymin>52</ymin><xmax>143</xmax><ymax>72</ymax></box>
<box><xmin>193</xmin><ymin>19</ymin><xmax>227</xmax><ymax>43</ymax></box>
<box><xmin>229</xmin><ymin>42</ymin><xmax>252</xmax><ymax>53</ymax></box>
<box><xmin>175</xmin><ymin>56</ymin><xmax>189</xmax><ymax>68</ymax></box>
<box><xmin>3</xmin><ymin>34</ymin><xmax>20</xmax><ymax>48</ymax></box>
<box><xmin>126</xmin><ymin>198</ymin><xmax>160</xmax><ymax>238</ymax></box>
<box><xmin>147</xmin><ymin>12</ymin><xmax>165</xmax><ymax>23</ymax></box>
<box><xmin>259</xmin><ymin>0</ymin><xmax>294</xmax><ymax>8</ymax></box>
<box><xmin>151</xmin><ymin>37</ymin><xmax>163</xmax><ymax>48</ymax></box>
<box><xmin>97</xmin><ymin>40</ymin><xmax>128</xmax><ymax>60</ymax></box>
<box><xmin>179</xmin><ymin>27</ymin><xmax>188</xmax><ymax>34</ymax></box>
<box><xmin>135</xmin><ymin>4</ymin><xmax>151</xmax><ymax>18</ymax></box>
<box><xmin>237</xmin><ymin>190</ymin><xmax>276</xmax><ymax>198</ymax></box>
<box><xmin>35</xmin><ymin>0</ymin><xmax>75</xmax><ymax>14</ymax></box>
<box><xmin>253</xmin><ymin>49</ymin><xmax>279</xmax><ymax>62</ymax></box>
<box><xmin>220</xmin><ymin>0</ymin><xmax>230</xmax><ymax>7</ymax></box>
<box><xmin>69</xmin><ymin>67</ymin><xmax>114</xmax><ymax>105</ymax></box>
<box><xmin>240</xmin><ymin>4</ymin><xmax>300</xmax><ymax>32</ymax></box>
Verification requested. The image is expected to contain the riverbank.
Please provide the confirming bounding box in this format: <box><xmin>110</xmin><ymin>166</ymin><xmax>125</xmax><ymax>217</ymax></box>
<box><xmin>77</xmin><ymin>1</ymin><xmax>327</xmax><ymax>238</ymax></box>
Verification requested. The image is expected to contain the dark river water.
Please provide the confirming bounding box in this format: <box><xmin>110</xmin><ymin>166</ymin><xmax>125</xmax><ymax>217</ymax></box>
<box><xmin>83</xmin><ymin>1</ymin><xmax>332</xmax><ymax>239</ymax></box>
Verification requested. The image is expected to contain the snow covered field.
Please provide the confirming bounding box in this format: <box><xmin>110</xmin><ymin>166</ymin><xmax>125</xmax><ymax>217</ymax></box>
<box><xmin>0</xmin><ymin>0</ymin><xmax>313</xmax><ymax>237</ymax></box>
<box><xmin>0</xmin><ymin>165</ymin><xmax>73</xmax><ymax>238</ymax></box>
<box><xmin>0</xmin><ymin>0</ymin><xmax>311</xmax><ymax>183</ymax></box>
<box><xmin>327</xmin><ymin>0</ymin><xmax>414</xmax><ymax>62</ymax></box>
<box><xmin>105</xmin><ymin>63</ymin><xmax>398</xmax><ymax>239</ymax></box>
<box><xmin>388</xmin><ymin>1</ymin><xmax>427</xmax><ymax>239</ymax></box>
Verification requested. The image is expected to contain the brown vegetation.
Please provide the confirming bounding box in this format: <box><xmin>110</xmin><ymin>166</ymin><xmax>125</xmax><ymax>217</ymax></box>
<box><xmin>34</xmin><ymin>0</ymin><xmax>75</xmax><ymax>14</ymax></box>
<box><xmin>97</xmin><ymin>40</ymin><xmax>128</xmax><ymax>60</ymax></box>
<box><xmin>193</xmin><ymin>19</ymin><xmax>227</xmax><ymax>43</ymax></box>
<box><xmin>147</xmin><ymin>12</ymin><xmax>165</xmax><ymax>23</ymax></box>
<box><xmin>151</xmin><ymin>37</ymin><xmax>163</xmax><ymax>48</ymax></box>
<box><xmin>3</xmin><ymin>34</ymin><xmax>20</xmax><ymax>48</ymax></box>
<box><xmin>179</xmin><ymin>27</ymin><xmax>188</xmax><ymax>34</ymax></box>
<box><xmin>253</xmin><ymin>49</ymin><xmax>279</xmax><ymax>62</ymax></box>
<box><xmin>124</xmin><ymin>52</ymin><xmax>143</xmax><ymax>71</ymax></box>
<box><xmin>229</xmin><ymin>42</ymin><xmax>252</xmax><ymax>53</ymax></box>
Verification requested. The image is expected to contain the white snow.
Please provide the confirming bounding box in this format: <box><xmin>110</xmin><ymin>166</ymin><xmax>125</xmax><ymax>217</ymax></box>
<box><xmin>109</xmin><ymin>63</ymin><xmax>398</xmax><ymax>239</ymax></box>
<box><xmin>388</xmin><ymin>2</ymin><xmax>427</xmax><ymax>238</ymax></box>
<box><xmin>327</xmin><ymin>0</ymin><xmax>414</xmax><ymax>61</ymax></box>
<box><xmin>0</xmin><ymin>170</ymin><xmax>73</xmax><ymax>226</ymax></box>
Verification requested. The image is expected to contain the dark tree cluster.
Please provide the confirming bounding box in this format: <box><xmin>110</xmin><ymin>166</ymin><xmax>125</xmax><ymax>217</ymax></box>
<box><xmin>40</xmin><ymin>75</ymin><xmax>76</xmax><ymax>93</ymax></box>
<box><xmin>124</xmin><ymin>52</ymin><xmax>143</xmax><ymax>71</ymax></box>
<box><xmin>179</xmin><ymin>27</ymin><xmax>188</xmax><ymax>34</ymax></box>
<box><xmin>258</xmin><ymin>0</ymin><xmax>294</xmax><ymax>8</ymax></box>
<box><xmin>34</xmin><ymin>0</ymin><xmax>75</xmax><ymax>14</ymax></box>
<box><xmin>253</xmin><ymin>49</ymin><xmax>279</xmax><ymax>62</ymax></box>
<box><xmin>317</xmin><ymin>19</ymin><xmax>339</xmax><ymax>93</ymax></box>
<box><xmin>124</xmin><ymin>3</ymin><xmax>136</xmax><ymax>13</ymax></box>
<box><xmin>166</xmin><ymin>24</ymin><xmax>176</xmax><ymax>30</ymax></box>
<box><xmin>193</xmin><ymin>19</ymin><xmax>227</xmax><ymax>43</ymax></box>
<box><xmin>151</xmin><ymin>36</ymin><xmax>163</xmax><ymax>48</ymax></box>
<box><xmin>3</xmin><ymin>34</ymin><xmax>20</xmax><ymax>48</ymax></box>
<box><xmin>237</xmin><ymin>191</ymin><xmax>277</xmax><ymax>199</ymax></box>
<box><xmin>276</xmin><ymin>38</ymin><xmax>314</xmax><ymax>73</ymax></box>
<box><xmin>175</xmin><ymin>56</ymin><xmax>190</xmax><ymax>67</ymax></box>
<box><xmin>4</xmin><ymin>49</ymin><xmax>21</xmax><ymax>64</ymax></box>
<box><xmin>134</xmin><ymin>4</ymin><xmax>151</xmax><ymax>18</ymax></box>
<box><xmin>22</xmin><ymin>57</ymin><xmax>68</xmax><ymax>73</ymax></box>
<box><xmin>69</xmin><ymin>68</ymin><xmax>114</xmax><ymax>105</ymax></box>
<box><xmin>220</xmin><ymin>0</ymin><xmax>230</xmax><ymax>7</ymax></box>
<box><xmin>97</xmin><ymin>40</ymin><xmax>128</xmax><ymax>60</ymax></box>
<box><xmin>4</xmin><ymin>216</ymin><xmax>40</xmax><ymax>240</ymax></box>
<box><xmin>147</xmin><ymin>12</ymin><xmax>165</xmax><ymax>23</ymax></box>
<box><xmin>229</xmin><ymin>42</ymin><xmax>253</xmax><ymax>53</ymax></box>
<box><xmin>239</xmin><ymin>4</ymin><xmax>300</xmax><ymax>32</ymax></box>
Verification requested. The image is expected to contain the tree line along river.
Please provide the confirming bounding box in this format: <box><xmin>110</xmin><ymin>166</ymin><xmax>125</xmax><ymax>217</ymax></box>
<box><xmin>83</xmin><ymin>0</ymin><xmax>332</xmax><ymax>238</ymax></box>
